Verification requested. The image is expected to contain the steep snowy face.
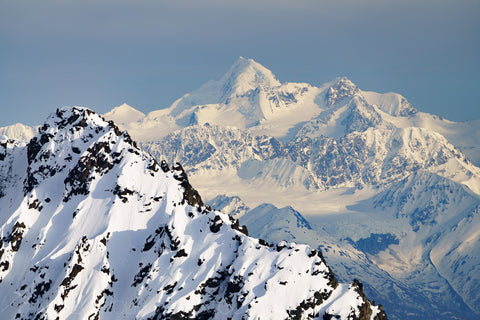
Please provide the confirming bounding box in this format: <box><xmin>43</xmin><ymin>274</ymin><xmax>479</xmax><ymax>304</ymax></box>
<box><xmin>146</xmin><ymin>57</ymin><xmax>318</xmax><ymax>131</ymax></box>
<box><xmin>288</xmin><ymin>126</ymin><xmax>480</xmax><ymax>190</ymax></box>
<box><xmin>0</xmin><ymin>137</ymin><xmax>27</xmax><ymax>205</ymax></box>
<box><xmin>0</xmin><ymin>107</ymin><xmax>386</xmax><ymax>320</ymax></box>
<box><xmin>142</xmin><ymin>125</ymin><xmax>285</xmax><ymax>172</ymax></box>
<box><xmin>143</xmin><ymin>125</ymin><xmax>321</xmax><ymax>192</ymax></box>
<box><xmin>218</xmin><ymin>56</ymin><xmax>281</xmax><ymax>98</ymax></box>
<box><xmin>103</xmin><ymin>103</ymin><xmax>146</xmax><ymax>125</ymax></box>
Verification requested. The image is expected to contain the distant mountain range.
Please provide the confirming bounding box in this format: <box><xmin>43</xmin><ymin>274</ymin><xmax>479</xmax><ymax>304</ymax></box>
<box><xmin>1</xmin><ymin>57</ymin><xmax>479</xmax><ymax>319</ymax></box>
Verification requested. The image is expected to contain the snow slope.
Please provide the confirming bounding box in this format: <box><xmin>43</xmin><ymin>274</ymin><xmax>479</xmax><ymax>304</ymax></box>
<box><xmin>0</xmin><ymin>107</ymin><xmax>386</xmax><ymax>320</ymax></box>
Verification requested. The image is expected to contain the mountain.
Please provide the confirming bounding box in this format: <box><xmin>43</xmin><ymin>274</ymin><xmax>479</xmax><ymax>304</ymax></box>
<box><xmin>98</xmin><ymin>59</ymin><xmax>480</xmax><ymax>169</ymax></box>
<box><xmin>101</xmin><ymin>58</ymin><xmax>480</xmax><ymax>319</ymax></box>
<box><xmin>208</xmin><ymin>194</ymin><xmax>250</xmax><ymax>219</ymax></box>
<box><xmin>104</xmin><ymin>57</ymin><xmax>323</xmax><ymax>142</ymax></box>
<box><xmin>103</xmin><ymin>103</ymin><xmax>146</xmax><ymax>125</ymax></box>
<box><xmin>0</xmin><ymin>107</ymin><xmax>386</xmax><ymax>320</ymax></box>
<box><xmin>223</xmin><ymin>176</ymin><xmax>480</xmax><ymax>319</ymax></box>
<box><xmin>2</xmin><ymin>57</ymin><xmax>479</xmax><ymax>319</ymax></box>
<box><xmin>0</xmin><ymin>122</ymin><xmax>37</xmax><ymax>142</ymax></box>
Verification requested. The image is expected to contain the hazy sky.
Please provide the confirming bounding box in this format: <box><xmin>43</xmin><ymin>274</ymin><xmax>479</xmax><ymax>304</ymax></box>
<box><xmin>1</xmin><ymin>0</ymin><xmax>479</xmax><ymax>127</ymax></box>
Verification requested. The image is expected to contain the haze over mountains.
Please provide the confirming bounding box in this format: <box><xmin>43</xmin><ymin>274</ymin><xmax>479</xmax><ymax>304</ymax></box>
<box><xmin>1</xmin><ymin>57</ymin><xmax>479</xmax><ymax>319</ymax></box>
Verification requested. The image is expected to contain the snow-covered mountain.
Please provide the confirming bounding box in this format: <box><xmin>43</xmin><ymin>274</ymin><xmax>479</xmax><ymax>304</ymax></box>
<box><xmin>103</xmin><ymin>103</ymin><xmax>146</xmax><ymax>125</ymax></box>
<box><xmin>0</xmin><ymin>107</ymin><xmax>386</xmax><ymax>320</ymax></box>
<box><xmin>2</xmin><ymin>57</ymin><xmax>479</xmax><ymax>319</ymax></box>
<box><xmin>97</xmin><ymin>58</ymin><xmax>480</xmax><ymax>167</ymax></box>
<box><xmin>216</xmin><ymin>173</ymin><xmax>480</xmax><ymax>320</ymax></box>
<box><xmin>0</xmin><ymin>122</ymin><xmax>37</xmax><ymax>142</ymax></box>
<box><xmin>101</xmin><ymin>58</ymin><xmax>480</xmax><ymax>319</ymax></box>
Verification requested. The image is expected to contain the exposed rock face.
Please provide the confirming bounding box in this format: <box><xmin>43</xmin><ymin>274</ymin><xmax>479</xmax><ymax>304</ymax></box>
<box><xmin>325</xmin><ymin>77</ymin><xmax>359</xmax><ymax>107</ymax></box>
<box><xmin>0</xmin><ymin>107</ymin><xmax>385</xmax><ymax>320</ymax></box>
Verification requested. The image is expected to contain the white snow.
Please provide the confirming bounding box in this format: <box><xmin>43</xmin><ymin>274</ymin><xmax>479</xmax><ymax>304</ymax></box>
<box><xmin>0</xmin><ymin>106</ymin><xmax>382</xmax><ymax>320</ymax></box>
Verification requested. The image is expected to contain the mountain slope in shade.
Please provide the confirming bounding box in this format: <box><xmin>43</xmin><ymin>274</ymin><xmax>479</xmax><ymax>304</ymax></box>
<box><xmin>0</xmin><ymin>107</ymin><xmax>386</xmax><ymax>320</ymax></box>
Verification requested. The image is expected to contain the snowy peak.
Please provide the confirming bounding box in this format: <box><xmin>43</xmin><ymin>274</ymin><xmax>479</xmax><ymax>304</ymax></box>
<box><xmin>168</xmin><ymin>57</ymin><xmax>282</xmax><ymax>118</ymax></box>
<box><xmin>325</xmin><ymin>77</ymin><xmax>359</xmax><ymax>107</ymax></box>
<box><xmin>0</xmin><ymin>122</ymin><xmax>37</xmax><ymax>142</ymax></box>
<box><xmin>0</xmin><ymin>107</ymin><xmax>386</xmax><ymax>320</ymax></box>
<box><xmin>219</xmin><ymin>57</ymin><xmax>281</xmax><ymax>97</ymax></box>
<box><xmin>23</xmin><ymin>106</ymin><xmax>137</xmax><ymax>197</ymax></box>
<box><xmin>208</xmin><ymin>194</ymin><xmax>250</xmax><ymax>219</ymax></box>
<box><xmin>103</xmin><ymin>103</ymin><xmax>145</xmax><ymax>125</ymax></box>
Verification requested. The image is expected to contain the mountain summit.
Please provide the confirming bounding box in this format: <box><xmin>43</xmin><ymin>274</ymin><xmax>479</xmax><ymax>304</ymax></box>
<box><xmin>0</xmin><ymin>107</ymin><xmax>386</xmax><ymax>319</ymax></box>
<box><xmin>218</xmin><ymin>56</ymin><xmax>281</xmax><ymax>97</ymax></box>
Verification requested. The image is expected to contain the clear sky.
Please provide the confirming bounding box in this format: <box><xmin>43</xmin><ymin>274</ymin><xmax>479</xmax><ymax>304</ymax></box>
<box><xmin>1</xmin><ymin>0</ymin><xmax>479</xmax><ymax>127</ymax></box>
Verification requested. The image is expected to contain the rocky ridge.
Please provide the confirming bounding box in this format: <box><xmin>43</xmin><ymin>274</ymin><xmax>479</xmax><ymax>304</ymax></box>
<box><xmin>0</xmin><ymin>107</ymin><xmax>386</xmax><ymax>320</ymax></box>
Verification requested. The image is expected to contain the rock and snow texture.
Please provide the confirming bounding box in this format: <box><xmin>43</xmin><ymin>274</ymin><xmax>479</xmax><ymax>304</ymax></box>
<box><xmin>2</xmin><ymin>57</ymin><xmax>479</xmax><ymax>319</ymax></box>
<box><xmin>0</xmin><ymin>107</ymin><xmax>386</xmax><ymax>320</ymax></box>
<box><xmin>102</xmin><ymin>58</ymin><xmax>480</xmax><ymax>320</ymax></box>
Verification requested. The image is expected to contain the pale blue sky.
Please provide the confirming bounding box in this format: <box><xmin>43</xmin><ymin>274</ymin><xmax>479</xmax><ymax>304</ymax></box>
<box><xmin>1</xmin><ymin>0</ymin><xmax>479</xmax><ymax>126</ymax></box>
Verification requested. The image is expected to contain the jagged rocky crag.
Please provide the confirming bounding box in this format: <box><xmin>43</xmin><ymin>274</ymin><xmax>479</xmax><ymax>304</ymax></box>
<box><xmin>0</xmin><ymin>107</ymin><xmax>386</xmax><ymax>319</ymax></box>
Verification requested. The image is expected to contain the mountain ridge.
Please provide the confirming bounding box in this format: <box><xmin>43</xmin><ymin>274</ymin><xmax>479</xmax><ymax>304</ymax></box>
<box><xmin>1</xmin><ymin>57</ymin><xmax>479</xmax><ymax>319</ymax></box>
<box><xmin>0</xmin><ymin>106</ymin><xmax>386</xmax><ymax>319</ymax></box>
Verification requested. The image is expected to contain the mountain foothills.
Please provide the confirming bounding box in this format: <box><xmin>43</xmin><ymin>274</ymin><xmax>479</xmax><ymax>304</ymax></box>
<box><xmin>0</xmin><ymin>107</ymin><xmax>386</xmax><ymax>319</ymax></box>
<box><xmin>1</xmin><ymin>57</ymin><xmax>479</xmax><ymax>319</ymax></box>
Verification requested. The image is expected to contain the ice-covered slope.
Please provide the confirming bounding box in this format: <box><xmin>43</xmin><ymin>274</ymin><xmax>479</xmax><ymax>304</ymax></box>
<box><xmin>0</xmin><ymin>107</ymin><xmax>386</xmax><ymax>320</ymax></box>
